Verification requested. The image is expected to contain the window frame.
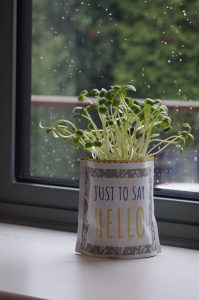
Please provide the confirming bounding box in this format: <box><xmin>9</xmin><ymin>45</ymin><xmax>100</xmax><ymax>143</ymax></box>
<box><xmin>0</xmin><ymin>0</ymin><xmax>199</xmax><ymax>248</ymax></box>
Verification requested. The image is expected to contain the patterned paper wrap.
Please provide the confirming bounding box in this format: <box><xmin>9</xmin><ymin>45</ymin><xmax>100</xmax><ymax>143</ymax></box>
<box><xmin>76</xmin><ymin>158</ymin><xmax>161</xmax><ymax>258</ymax></box>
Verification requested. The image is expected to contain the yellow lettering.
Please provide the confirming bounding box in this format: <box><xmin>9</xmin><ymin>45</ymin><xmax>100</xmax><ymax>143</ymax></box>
<box><xmin>136</xmin><ymin>207</ymin><xmax>144</xmax><ymax>238</ymax></box>
<box><xmin>117</xmin><ymin>208</ymin><xmax>124</xmax><ymax>239</ymax></box>
<box><xmin>95</xmin><ymin>208</ymin><xmax>102</xmax><ymax>238</ymax></box>
<box><xmin>127</xmin><ymin>208</ymin><xmax>134</xmax><ymax>238</ymax></box>
<box><xmin>107</xmin><ymin>208</ymin><xmax>113</xmax><ymax>239</ymax></box>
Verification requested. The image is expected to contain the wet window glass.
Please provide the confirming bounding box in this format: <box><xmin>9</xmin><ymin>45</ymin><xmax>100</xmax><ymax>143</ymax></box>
<box><xmin>31</xmin><ymin>0</ymin><xmax>199</xmax><ymax>191</ymax></box>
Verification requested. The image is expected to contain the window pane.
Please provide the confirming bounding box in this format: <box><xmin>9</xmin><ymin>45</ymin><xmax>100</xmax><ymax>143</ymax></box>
<box><xmin>31</xmin><ymin>0</ymin><xmax>199</xmax><ymax>191</ymax></box>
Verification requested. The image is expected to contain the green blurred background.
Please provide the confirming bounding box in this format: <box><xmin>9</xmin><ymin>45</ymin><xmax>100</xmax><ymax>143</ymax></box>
<box><xmin>31</xmin><ymin>0</ymin><xmax>199</xmax><ymax>186</ymax></box>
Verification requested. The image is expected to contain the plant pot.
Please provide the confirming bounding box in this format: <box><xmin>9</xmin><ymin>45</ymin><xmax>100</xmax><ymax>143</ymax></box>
<box><xmin>76</xmin><ymin>157</ymin><xmax>161</xmax><ymax>258</ymax></box>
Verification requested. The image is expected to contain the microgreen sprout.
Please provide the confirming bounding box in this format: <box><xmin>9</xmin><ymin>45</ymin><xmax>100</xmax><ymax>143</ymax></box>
<box><xmin>40</xmin><ymin>84</ymin><xmax>194</xmax><ymax>160</ymax></box>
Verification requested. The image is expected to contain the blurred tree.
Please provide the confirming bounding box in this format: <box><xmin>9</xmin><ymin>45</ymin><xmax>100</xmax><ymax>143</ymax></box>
<box><xmin>32</xmin><ymin>0</ymin><xmax>199</xmax><ymax>98</ymax></box>
<box><xmin>114</xmin><ymin>0</ymin><xmax>199</xmax><ymax>100</ymax></box>
<box><xmin>32</xmin><ymin>0</ymin><xmax>119</xmax><ymax>95</ymax></box>
<box><xmin>31</xmin><ymin>0</ymin><xmax>199</xmax><ymax>180</ymax></box>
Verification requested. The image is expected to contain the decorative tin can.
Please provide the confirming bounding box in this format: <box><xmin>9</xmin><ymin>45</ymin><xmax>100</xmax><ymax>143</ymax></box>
<box><xmin>76</xmin><ymin>157</ymin><xmax>161</xmax><ymax>258</ymax></box>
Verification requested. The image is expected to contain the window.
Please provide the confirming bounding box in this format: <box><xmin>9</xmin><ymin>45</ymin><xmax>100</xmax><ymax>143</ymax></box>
<box><xmin>31</xmin><ymin>0</ymin><xmax>199</xmax><ymax>196</ymax></box>
<box><xmin>0</xmin><ymin>0</ymin><xmax>199</xmax><ymax>249</ymax></box>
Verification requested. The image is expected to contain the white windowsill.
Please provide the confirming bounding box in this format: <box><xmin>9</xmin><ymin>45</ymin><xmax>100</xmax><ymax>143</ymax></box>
<box><xmin>0</xmin><ymin>223</ymin><xmax>198</xmax><ymax>300</ymax></box>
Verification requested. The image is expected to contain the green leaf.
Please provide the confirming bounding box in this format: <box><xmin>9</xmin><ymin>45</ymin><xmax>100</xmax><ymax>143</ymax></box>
<box><xmin>154</xmin><ymin>99</ymin><xmax>162</xmax><ymax>105</ymax></box>
<box><xmin>99</xmin><ymin>88</ymin><xmax>107</xmax><ymax>97</ymax></box>
<box><xmin>179</xmin><ymin>130</ymin><xmax>189</xmax><ymax>138</ymax></box>
<box><xmin>99</xmin><ymin>98</ymin><xmax>106</xmax><ymax>105</ymax></box>
<box><xmin>112</xmin><ymin>95</ymin><xmax>120</xmax><ymax>107</ymax></box>
<box><xmin>72</xmin><ymin>107</ymin><xmax>85</xmax><ymax>118</ymax></box>
<box><xmin>73</xmin><ymin>107</ymin><xmax>83</xmax><ymax>113</ymax></box>
<box><xmin>104</xmin><ymin>100</ymin><xmax>112</xmax><ymax>107</ymax></box>
<box><xmin>78</xmin><ymin>95</ymin><xmax>86</xmax><ymax>102</ymax></box>
<box><xmin>80</xmin><ymin>90</ymin><xmax>88</xmax><ymax>96</ymax></box>
<box><xmin>134</xmin><ymin>100</ymin><xmax>141</xmax><ymax>106</ymax></box>
<box><xmin>131</xmin><ymin>103</ymin><xmax>141</xmax><ymax>116</ymax></box>
<box><xmin>85</xmin><ymin>142</ymin><xmax>93</xmax><ymax>148</ymax></box>
<box><xmin>93</xmin><ymin>141</ymin><xmax>102</xmax><ymax>147</ymax></box>
<box><xmin>87</xmin><ymin>123</ymin><xmax>95</xmax><ymax>130</ymax></box>
<box><xmin>163</xmin><ymin>126</ymin><xmax>172</xmax><ymax>132</ymax></box>
<box><xmin>145</xmin><ymin>98</ymin><xmax>154</xmax><ymax>105</ymax></box>
<box><xmin>99</xmin><ymin>105</ymin><xmax>107</xmax><ymax>114</ymax></box>
<box><xmin>106</xmin><ymin>90</ymin><xmax>113</xmax><ymax>100</ymax></box>
<box><xmin>111</xmin><ymin>85</ymin><xmax>121</xmax><ymax>90</ymax></box>
<box><xmin>161</xmin><ymin>116</ymin><xmax>171</xmax><ymax>129</ymax></box>
<box><xmin>125</xmin><ymin>97</ymin><xmax>134</xmax><ymax>106</ymax></box>
<box><xmin>57</xmin><ymin>126</ymin><xmax>68</xmax><ymax>136</ymax></box>
<box><xmin>76</xmin><ymin>129</ymin><xmax>84</xmax><ymax>137</ymax></box>
<box><xmin>123</xmin><ymin>85</ymin><xmax>136</xmax><ymax>92</ymax></box>
<box><xmin>89</xmin><ymin>89</ymin><xmax>99</xmax><ymax>96</ymax></box>
<box><xmin>182</xmin><ymin>123</ymin><xmax>191</xmax><ymax>132</ymax></box>
<box><xmin>107</xmin><ymin>119</ymin><xmax>114</xmax><ymax>126</ymax></box>
<box><xmin>160</xmin><ymin>105</ymin><xmax>168</xmax><ymax>113</ymax></box>
<box><xmin>88</xmin><ymin>103</ymin><xmax>98</xmax><ymax>111</ymax></box>
<box><xmin>135</xmin><ymin>131</ymin><xmax>142</xmax><ymax>139</ymax></box>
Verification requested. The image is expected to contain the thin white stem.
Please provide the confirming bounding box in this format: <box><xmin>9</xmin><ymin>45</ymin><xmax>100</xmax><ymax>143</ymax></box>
<box><xmin>147</xmin><ymin>135</ymin><xmax>179</xmax><ymax>155</ymax></box>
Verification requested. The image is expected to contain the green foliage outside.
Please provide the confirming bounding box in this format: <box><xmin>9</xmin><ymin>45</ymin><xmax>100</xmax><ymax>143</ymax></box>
<box><xmin>32</xmin><ymin>0</ymin><xmax>199</xmax><ymax>100</ymax></box>
<box><xmin>31</xmin><ymin>0</ymin><xmax>199</xmax><ymax>183</ymax></box>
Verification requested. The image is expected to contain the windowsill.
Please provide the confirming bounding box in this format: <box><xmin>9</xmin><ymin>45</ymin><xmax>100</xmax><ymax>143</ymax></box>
<box><xmin>156</xmin><ymin>182</ymin><xmax>199</xmax><ymax>192</ymax></box>
<box><xmin>0</xmin><ymin>223</ymin><xmax>198</xmax><ymax>300</ymax></box>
